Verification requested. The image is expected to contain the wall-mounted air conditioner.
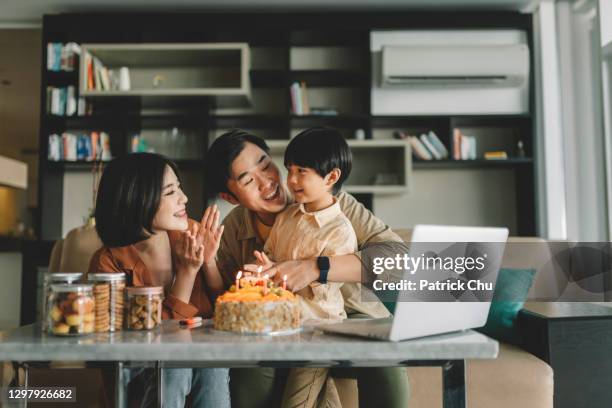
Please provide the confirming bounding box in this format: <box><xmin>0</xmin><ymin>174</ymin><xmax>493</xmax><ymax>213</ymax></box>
<box><xmin>381</xmin><ymin>44</ymin><xmax>529</xmax><ymax>87</ymax></box>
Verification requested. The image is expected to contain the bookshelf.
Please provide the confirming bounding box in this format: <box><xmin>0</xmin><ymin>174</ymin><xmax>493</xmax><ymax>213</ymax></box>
<box><xmin>38</xmin><ymin>11</ymin><xmax>536</xmax><ymax>241</ymax></box>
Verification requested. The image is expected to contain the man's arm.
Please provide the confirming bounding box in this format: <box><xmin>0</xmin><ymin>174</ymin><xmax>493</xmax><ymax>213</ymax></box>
<box><xmin>271</xmin><ymin>192</ymin><xmax>401</xmax><ymax>290</ymax></box>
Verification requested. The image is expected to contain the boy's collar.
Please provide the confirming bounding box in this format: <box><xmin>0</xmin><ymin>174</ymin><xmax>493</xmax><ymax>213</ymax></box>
<box><xmin>295</xmin><ymin>197</ymin><xmax>341</xmax><ymax>228</ymax></box>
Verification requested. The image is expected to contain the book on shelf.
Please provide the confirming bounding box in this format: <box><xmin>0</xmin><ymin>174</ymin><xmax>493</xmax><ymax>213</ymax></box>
<box><xmin>453</xmin><ymin>128</ymin><xmax>477</xmax><ymax>160</ymax></box>
<box><xmin>419</xmin><ymin>133</ymin><xmax>443</xmax><ymax>160</ymax></box>
<box><xmin>47</xmin><ymin>42</ymin><xmax>81</xmax><ymax>72</ymax></box>
<box><xmin>426</xmin><ymin>131</ymin><xmax>449</xmax><ymax>159</ymax></box>
<box><xmin>46</xmin><ymin>86</ymin><xmax>92</xmax><ymax>116</ymax></box>
<box><xmin>484</xmin><ymin>151</ymin><xmax>508</xmax><ymax>160</ymax></box>
<box><xmin>309</xmin><ymin>108</ymin><xmax>339</xmax><ymax>116</ymax></box>
<box><xmin>289</xmin><ymin>81</ymin><xmax>314</xmax><ymax>115</ymax></box>
<box><xmin>48</xmin><ymin>131</ymin><xmax>111</xmax><ymax>162</ymax></box>
<box><xmin>406</xmin><ymin>134</ymin><xmax>433</xmax><ymax>161</ymax></box>
<box><xmin>84</xmin><ymin>52</ymin><xmax>118</xmax><ymax>92</ymax></box>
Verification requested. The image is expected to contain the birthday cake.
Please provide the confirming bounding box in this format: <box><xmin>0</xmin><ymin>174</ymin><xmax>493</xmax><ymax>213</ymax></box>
<box><xmin>214</xmin><ymin>274</ymin><xmax>300</xmax><ymax>334</ymax></box>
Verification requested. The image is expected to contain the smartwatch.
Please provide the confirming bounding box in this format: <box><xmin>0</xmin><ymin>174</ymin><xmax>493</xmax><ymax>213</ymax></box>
<box><xmin>317</xmin><ymin>256</ymin><xmax>330</xmax><ymax>284</ymax></box>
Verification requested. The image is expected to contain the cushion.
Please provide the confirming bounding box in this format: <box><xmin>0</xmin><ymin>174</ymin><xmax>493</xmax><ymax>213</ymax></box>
<box><xmin>477</xmin><ymin>268</ymin><xmax>536</xmax><ymax>345</ymax></box>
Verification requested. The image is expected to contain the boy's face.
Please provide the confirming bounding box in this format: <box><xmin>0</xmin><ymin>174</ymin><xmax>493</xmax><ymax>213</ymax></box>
<box><xmin>286</xmin><ymin>164</ymin><xmax>333</xmax><ymax>204</ymax></box>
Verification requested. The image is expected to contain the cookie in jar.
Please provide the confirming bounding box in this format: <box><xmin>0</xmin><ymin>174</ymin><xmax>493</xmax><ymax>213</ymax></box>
<box><xmin>46</xmin><ymin>284</ymin><xmax>95</xmax><ymax>336</ymax></box>
<box><xmin>126</xmin><ymin>286</ymin><xmax>163</xmax><ymax>330</ymax></box>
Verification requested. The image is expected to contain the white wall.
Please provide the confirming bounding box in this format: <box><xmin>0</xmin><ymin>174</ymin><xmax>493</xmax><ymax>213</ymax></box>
<box><xmin>600</xmin><ymin>0</ymin><xmax>612</xmax><ymax>47</ymax></box>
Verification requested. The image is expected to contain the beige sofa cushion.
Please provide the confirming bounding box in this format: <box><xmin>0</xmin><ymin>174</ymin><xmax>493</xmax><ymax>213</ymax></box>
<box><xmin>335</xmin><ymin>342</ymin><xmax>553</xmax><ymax>408</ymax></box>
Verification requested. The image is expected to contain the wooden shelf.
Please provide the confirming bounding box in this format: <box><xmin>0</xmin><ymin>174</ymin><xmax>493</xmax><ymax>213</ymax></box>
<box><xmin>344</xmin><ymin>185</ymin><xmax>408</xmax><ymax>194</ymax></box>
<box><xmin>250</xmin><ymin>69</ymin><xmax>367</xmax><ymax>88</ymax></box>
<box><xmin>290</xmin><ymin>114</ymin><xmax>369</xmax><ymax>129</ymax></box>
<box><xmin>209</xmin><ymin>114</ymin><xmax>288</xmax><ymax>129</ymax></box>
<box><xmin>413</xmin><ymin>158</ymin><xmax>533</xmax><ymax>169</ymax></box>
<box><xmin>45</xmin><ymin>158</ymin><xmax>202</xmax><ymax>171</ymax></box>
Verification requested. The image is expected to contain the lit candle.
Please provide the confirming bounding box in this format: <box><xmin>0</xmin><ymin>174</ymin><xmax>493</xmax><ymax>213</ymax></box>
<box><xmin>257</xmin><ymin>265</ymin><xmax>263</xmax><ymax>278</ymax></box>
<box><xmin>282</xmin><ymin>274</ymin><xmax>288</xmax><ymax>290</ymax></box>
<box><xmin>235</xmin><ymin>270</ymin><xmax>242</xmax><ymax>290</ymax></box>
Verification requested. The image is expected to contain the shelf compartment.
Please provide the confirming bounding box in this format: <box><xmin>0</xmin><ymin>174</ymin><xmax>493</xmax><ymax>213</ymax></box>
<box><xmin>412</xmin><ymin>158</ymin><xmax>533</xmax><ymax>169</ymax></box>
<box><xmin>79</xmin><ymin>43</ymin><xmax>251</xmax><ymax>107</ymax></box>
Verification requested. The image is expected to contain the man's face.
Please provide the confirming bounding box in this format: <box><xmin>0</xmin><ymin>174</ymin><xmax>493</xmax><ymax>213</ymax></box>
<box><xmin>226</xmin><ymin>142</ymin><xmax>288</xmax><ymax>215</ymax></box>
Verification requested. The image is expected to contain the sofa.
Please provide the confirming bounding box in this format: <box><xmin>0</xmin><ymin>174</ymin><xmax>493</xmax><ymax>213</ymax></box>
<box><xmin>333</xmin><ymin>230</ymin><xmax>554</xmax><ymax>408</ymax></box>
<box><xmin>33</xmin><ymin>226</ymin><xmax>554</xmax><ymax>407</ymax></box>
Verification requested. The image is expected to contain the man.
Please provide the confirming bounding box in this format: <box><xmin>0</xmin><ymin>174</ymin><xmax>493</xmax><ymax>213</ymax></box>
<box><xmin>205</xmin><ymin>129</ymin><xmax>409</xmax><ymax>408</ymax></box>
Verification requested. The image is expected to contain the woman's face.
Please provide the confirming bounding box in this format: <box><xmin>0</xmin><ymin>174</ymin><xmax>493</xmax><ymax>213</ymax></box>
<box><xmin>152</xmin><ymin>165</ymin><xmax>189</xmax><ymax>232</ymax></box>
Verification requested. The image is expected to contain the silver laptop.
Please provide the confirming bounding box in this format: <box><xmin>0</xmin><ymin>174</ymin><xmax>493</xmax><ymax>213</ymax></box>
<box><xmin>318</xmin><ymin>224</ymin><xmax>509</xmax><ymax>341</ymax></box>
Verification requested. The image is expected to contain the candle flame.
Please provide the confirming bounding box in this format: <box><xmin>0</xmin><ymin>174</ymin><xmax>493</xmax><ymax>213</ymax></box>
<box><xmin>257</xmin><ymin>265</ymin><xmax>263</xmax><ymax>274</ymax></box>
<box><xmin>283</xmin><ymin>274</ymin><xmax>287</xmax><ymax>281</ymax></box>
<box><xmin>236</xmin><ymin>270</ymin><xmax>242</xmax><ymax>280</ymax></box>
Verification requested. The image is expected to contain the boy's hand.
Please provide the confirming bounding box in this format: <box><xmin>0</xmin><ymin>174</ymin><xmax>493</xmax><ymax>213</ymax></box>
<box><xmin>197</xmin><ymin>204</ymin><xmax>225</xmax><ymax>265</ymax></box>
<box><xmin>243</xmin><ymin>250</ymin><xmax>275</xmax><ymax>275</ymax></box>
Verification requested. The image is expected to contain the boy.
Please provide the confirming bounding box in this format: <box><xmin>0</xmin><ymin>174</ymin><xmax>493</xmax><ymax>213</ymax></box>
<box><xmin>255</xmin><ymin>127</ymin><xmax>388</xmax><ymax>408</ymax></box>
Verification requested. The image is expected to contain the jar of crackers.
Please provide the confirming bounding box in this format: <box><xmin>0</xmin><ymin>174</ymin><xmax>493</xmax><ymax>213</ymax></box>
<box><xmin>88</xmin><ymin>273</ymin><xmax>126</xmax><ymax>332</ymax></box>
<box><xmin>126</xmin><ymin>286</ymin><xmax>163</xmax><ymax>330</ymax></box>
<box><xmin>46</xmin><ymin>283</ymin><xmax>95</xmax><ymax>336</ymax></box>
<box><xmin>42</xmin><ymin>273</ymin><xmax>83</xmax><ymax>331</ymax></box>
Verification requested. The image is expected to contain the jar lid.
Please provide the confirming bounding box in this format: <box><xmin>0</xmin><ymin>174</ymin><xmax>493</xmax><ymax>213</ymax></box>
<box><xmin>127</xmin><ymin>286</ymin><xmax>163</xmax><ymax>295</ymax></box>
<box><xmin>88</xmin><ymin>272</ymin><xmax>126</xmax><ymax>282</ymax></box>
<box><xmin>45</xmin><ymin>273</ymin><xmax>83</xmax><ymax>282</ymax></box>
<box><xmin>50</xmin><ymin>283</ymin><xmax>94</xmax><ymax>292</ymax></box>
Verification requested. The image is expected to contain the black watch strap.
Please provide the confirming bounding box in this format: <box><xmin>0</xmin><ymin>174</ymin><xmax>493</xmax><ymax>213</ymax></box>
<box><xmin>317</xmin><ymin>256</ymin><xmax>330</xmax><ymax>284</ymax></box>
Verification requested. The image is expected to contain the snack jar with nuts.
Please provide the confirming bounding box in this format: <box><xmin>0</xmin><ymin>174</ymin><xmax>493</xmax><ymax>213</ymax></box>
<box><xmin>42</xmin><ymin>273</ymin><xmax>83</xmax><ymax>332</ymax></box>
<box><xmin>88</xmin><ymin>273</ymin><xmax>126</xmax><ymax>332</ymax></box>
<box><xmin>46</xmin><ymin>283</ymin><xmax>95</xmax><ymax>336</ymax></box>
<box><xmin>126</xmin><ymin>286</ymin><xmax>163</xmax><ymax>330</ymax></box>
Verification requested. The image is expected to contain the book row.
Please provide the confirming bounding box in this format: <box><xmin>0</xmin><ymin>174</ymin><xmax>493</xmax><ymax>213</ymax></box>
<box><xmin>46</xmin><ymin>86</ymin><xmax>93</xmax><ymax>116</ymax></box>
<box><xmin>47</xmin><ymin>42</ymin><xmax>80</xmax><ymax>72</ymax></box>
<box><xmin>48</xmin><ymin>132</ymin><xmax>112</xmax><ymax>162</ymax></box>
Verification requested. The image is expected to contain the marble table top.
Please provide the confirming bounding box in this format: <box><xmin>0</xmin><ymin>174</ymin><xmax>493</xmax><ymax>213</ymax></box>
<box><xmin>0</xmin><ymin>321</ymin><xmax>498</xmax><ymax>366</ymax></box>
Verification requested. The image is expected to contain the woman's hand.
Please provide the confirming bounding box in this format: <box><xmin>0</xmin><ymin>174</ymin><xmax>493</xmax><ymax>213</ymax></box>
<box><xmin>174</xmin><ymin>227</ymin><xmax>204</xmax><ymax>276</ymax></box>
<box><xmin>196</xmin><ymin>204</ymin><xmax>225</xmax><ymax>266</ymax></box>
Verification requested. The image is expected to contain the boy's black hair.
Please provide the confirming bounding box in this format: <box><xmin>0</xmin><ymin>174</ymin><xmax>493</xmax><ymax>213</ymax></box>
<box><xmin>95</xmin><ymin>153</ymin><xmax>181</xmax><ymax>248</ymax></box>
<box><xmin>284</xmin><ymin>127</ymin><xmax>352</xmax><ymax>195</ymax></box>
<box><xmin>205</xmin><ymin>129</ymin><xmax>270</xmax><ymax>199</ymax></box>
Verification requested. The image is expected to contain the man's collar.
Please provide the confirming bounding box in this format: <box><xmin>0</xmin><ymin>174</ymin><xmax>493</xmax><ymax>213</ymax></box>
<box><xmin>237</xmin><ymin>206</ymin><xmax>259</xmax><ymax>241</ymax></box>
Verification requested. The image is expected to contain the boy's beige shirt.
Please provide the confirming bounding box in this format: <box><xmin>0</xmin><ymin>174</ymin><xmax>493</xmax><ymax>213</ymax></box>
<box><xmin>264</xmin><ymin>200</ymin><xmax>354</xmax><ymax>321</ymax></box>
<box><xmin>216</xmin><ymin>191</ymin><xmax>394</xmax><ymax>318</ymax></box>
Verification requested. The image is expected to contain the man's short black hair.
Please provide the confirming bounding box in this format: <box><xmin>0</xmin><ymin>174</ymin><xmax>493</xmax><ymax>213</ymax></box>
<box><xmin>95</xmin><ymin>153</ymin><xmax>180</xmax><ymax>248</ymax></box>
<box><xmin>205</xmin><ymin>129</ymin><xmax>269</xmax><ymax>199</ymax></box>
<box><xmin>284</xmin><ymin>127</ymin><xmax>352</xmax><ymax>195</ymax></box>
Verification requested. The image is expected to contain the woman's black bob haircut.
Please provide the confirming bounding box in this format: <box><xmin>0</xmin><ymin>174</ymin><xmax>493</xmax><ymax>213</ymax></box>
<box><xmin>284</xmin><ymin>127</ymin><xmax>352</xmax><ymax>195</ymax></box>
<box><xmin>95</xmin><ymin>153</ymin><xmax>181</xmax><ymax>248</ymax></box>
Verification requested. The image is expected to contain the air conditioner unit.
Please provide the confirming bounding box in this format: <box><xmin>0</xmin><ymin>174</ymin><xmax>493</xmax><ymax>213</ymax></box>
<box><xmin>381</xmin><ymin>44</ymin><xmax>529</xmax><ymax>87</ymax></box>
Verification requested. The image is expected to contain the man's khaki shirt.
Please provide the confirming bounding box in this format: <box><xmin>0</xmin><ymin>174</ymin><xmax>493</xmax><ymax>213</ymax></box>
<box><xmin>216</xmin><ymin>191</ymin><xmax>401</xmax><ymax>317</ymax></box>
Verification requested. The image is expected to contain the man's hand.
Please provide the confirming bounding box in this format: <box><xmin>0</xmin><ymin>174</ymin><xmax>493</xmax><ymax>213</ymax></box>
<box><xmin>243</xmin><ymin>257</ymin><xmax>318</xmax><ymax>292</ymax></box>
<box><xmin>196</xmin><ymin>204</ymin><xmax>225</xmax><ymax>265</ymax></box>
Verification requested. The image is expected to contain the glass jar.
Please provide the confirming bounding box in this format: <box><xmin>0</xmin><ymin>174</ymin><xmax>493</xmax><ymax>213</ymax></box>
<box><xmin>42</xmin><ymin>273</ymin><xmax>83</xmax><ymax>331</ymax></box>
<box><xmin>46</xmin><ymin>284</ymin><xmax>94</xmax><ymax>336</ymax></box>
<box><xmin>126</xmin><ymin>287</ymin><xmax>163</xmax><ymax>330</ymax></box>
<box><xmin>88</xmin><ymin>273</ymin><xmax>126</xmax><ymax>332</ymax></box>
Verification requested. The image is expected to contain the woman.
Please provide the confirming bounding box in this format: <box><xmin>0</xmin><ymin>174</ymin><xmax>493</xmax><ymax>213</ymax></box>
<box><xmin>88</xmin><ymin>152</ymin><xmax>229</xmax><ymax>408</ymax></box>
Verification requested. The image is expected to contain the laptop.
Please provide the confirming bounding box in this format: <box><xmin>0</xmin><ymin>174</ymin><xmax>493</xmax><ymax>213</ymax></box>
<box><xmin>317</xmin><ymin>224</ymin><xmax>509</xmax><ymax>341</ymax></box>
